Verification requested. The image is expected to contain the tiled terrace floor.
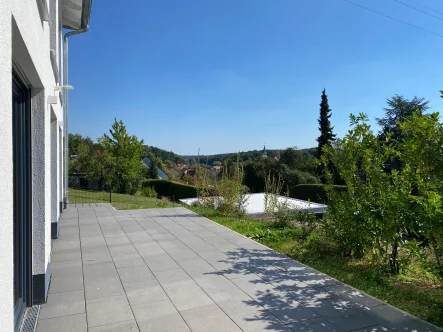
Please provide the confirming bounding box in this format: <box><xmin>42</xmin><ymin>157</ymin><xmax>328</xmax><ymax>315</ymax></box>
<box><xmin>36</xmin><ymin>204</ymin><xmax>440</xmax><ymax>332</ymax></box>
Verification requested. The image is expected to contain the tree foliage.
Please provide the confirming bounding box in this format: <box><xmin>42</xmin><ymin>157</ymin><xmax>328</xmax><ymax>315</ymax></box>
<box><xmin>376</xmin><ymin>95</ymin><xmax>430</xmax><ymax>140</ymax></box>
<box><xmin>147</xmin><ymin>158</ymin><xmax>160</xmax><ymax>179</ymax></box>
<box><xmin>145</xmin><ymin>145</ymin><xmax>186</xmax><ymax>164</ymax></box>
<box><xmin>316</xmin><ymin>89</ymin><xmax>336</xmax><ymax>158</ymax></box>
<box><xmin>99</xmin><ymin>119</ymin><xmax>145</xmax><ymax>194</ymax></box>
<box><xmin>186</xmin><ymin>149</ymin><xmax>280</xmax><ymax>165</ymax></box>
<box><xmin>243</xmin><ymin>150</ymin><xmax>319</xmax><ymax>194</ymax></box>
<box><xmin>320</xmin><ymin>110</ymin><xmax>443</xmax><ymax>277</ymax></box>
<box><xmin>280</xmin><ymin>148</ymin><xmax>316</xmax><ymax>173</ymax></box>
<box><xmin>69</xmin><ymin>133</ymin><xmax>93</xmax><ymax>156</ymax></box>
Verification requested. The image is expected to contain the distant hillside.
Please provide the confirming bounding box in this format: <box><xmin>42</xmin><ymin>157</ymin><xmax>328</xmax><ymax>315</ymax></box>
<box><xmin>185</xmin><ymin>150</ymin><xmax>269</xmax><ymax>165</ymax></box>
<box><xmin>145</xmin><ymin>145</ymin><xmax>317</xmax><ymax>166</ymax></box>
<box><xmin>300</xmin><ymin>147</ymin><xmax>316</xmax><ymax>157</ymax></box>
<box><xmin>144</xmin><ymin>146</ymin><xmax>187</xmax><ymax>164</ymax></box>
<box><xmin>185</xmin><ymin>148</ymin><xmax>317</xmax><ymax>165</ymax></box>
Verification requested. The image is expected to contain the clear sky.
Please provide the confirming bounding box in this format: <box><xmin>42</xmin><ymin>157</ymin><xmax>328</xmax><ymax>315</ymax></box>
<box><xmin>68</xmin><ymin>0</ymin><xmax>443</xmax><ymax>155</ymax></box>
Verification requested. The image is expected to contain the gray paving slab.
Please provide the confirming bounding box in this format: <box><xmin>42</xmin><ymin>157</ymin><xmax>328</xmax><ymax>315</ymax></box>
<box><xmin>137</xmin><ymin>314</ymin><xmax>191</xmax><ymax>332</ymax></box>
<box><xmin>112</xmin><ymin>253</ymin><xmax>146</xmax><ymax>268</ymax></box>
<box><xmin>142</xmin><ymin>253</ymin><xmax>181</xmax><ymax>271</ymax></box>
<box><xmin>257</xmin><ymin>291</ymin><xmax>319</xmax><ymax>324</ymax></box>
<box><xmin>177</xmin><ymin>258</ymin><xmax>217</xmax><ymax>276</ymax></box>
<box><xmin>152</xmin><ymin>268</ymin><xmax>196</xmax><ymax>289</ymax></box>
<box><xmin>51</xmin><ymin>259</ymin><xmax>83</xmax><ymax>277</ymax></box>
<box><xmin>108</xmin><ymin>244</ymin><xmax>139</xmax><ymax>256</ymax></box>
<box><xmin>88</xmin><ymin>320</ymin><xmax>140</xmax><ymax>332</ymax></box>
<box><xmin>123</xmin><ymin>280</ymin><xmax>169</xmax><ymax>306</ymax></box>
<box><xmin>51</xmin><ymin>248</ymin><xmax>82</xmax><ymax>262</ymax></box>
<box><xmin>287</xmin><ymin>317</ymin><xmax>341</xmax><ymax>331</ymax></box>
<box><xmin>105</xmin><ymin>235</ymin><xmax>132</xmax><ymax>246</ymax></box>
<box><xmin>181</xmin><ymin>304</ymin><xmax>242</xmax><ymax>332</ymax></box>
<box><xmin>84</xmin><ymin>276</ymin><xmax>125</xmax><ymax>300</ymax></box>
<box><xmin>48</xmin><ymin>274</ymin><xmax>84</xmax><ymax>294</ymax></box>
<box><xmin>83</xmin><ymin>262</ymin><xmax>118</xmax><ymax>280</ymax></box>
<box><xmin>82</xmin><ymin>250</ymin><xmax>113</xmax><ymax>265</ymax></box>
<box><xmin>360</xmin><ymin>304</ymin><xmax>441</xmax><ymax>332</ymax></box>
<box><xmin>125</xmin><ymin>231</ymin><xmax>153</xmax><ymax>243</ymax></box>
<box><xmin>167</xmin><ymin>248</ymin><xmax>201</xmax><ymax>261</ymax></box>
<box><xmin>86</xmin><ymin>294</ymin><xmax>134</xmax><ymax>327</ymax></box>
<box><xmin>164</xmin><ymin>283</ymin><xmax>215</xmax><ymax>311</ymax></box>
<box><xmin>36</xmin><ymin>313</ymin><xmax>87</xmax><ymax>332</ymax></box>
<box><xmin>117</xmin><ymin>265</ymin><xmax>157</xmax><ymax>284</ymax></box>
<box><xmin>231</xmin><ymin>312</ymin><xmax>293</xmax><ymax>332</ymax></box>
<box><xmin>39</xmin><ymin>205</ymin><xmax>440</xmax><ymax>332</ymax></box>
<box><xmin>39</xmin><ymin>290</ymin><xmax>85</xmax><ymax>319</ymax></box>
<box><xmin>136</xmin><ymin>243</ymin><xmax>166</xmax><ymax>256</ymax></box>
<box><xmin>54</xmin><ymin>239</ymin><xmax>81</xmax><ymax>251</ymax></box>
<box><xmin>192</xmin><ymin>274</ymin><xmax>240</xmax><ymax>294</ymax></box>
<box><xmin>131</xmin><ymin>299</ymin><xmax>178</xmax><ymax>322</ymax></box>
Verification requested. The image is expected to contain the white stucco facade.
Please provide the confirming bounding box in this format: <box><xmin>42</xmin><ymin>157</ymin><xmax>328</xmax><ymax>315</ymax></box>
<box><xmin>0</xmin><ymin>0</ymin><xmax>78</xmax><ymax>330</ymax></box>
<box><xmin>0</xmin><ymin>1</ymin><xmax>14</xmax><ymax>330</ymax></box>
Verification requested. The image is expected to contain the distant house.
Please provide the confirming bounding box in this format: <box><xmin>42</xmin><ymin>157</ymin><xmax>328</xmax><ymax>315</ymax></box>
<box><xmin>173</xmin><ymin>164</ymin><xmax>186</xmax><ymax>171</ymax></box>
<box><xmin>142</xmin><ymin>157</ymin><xmax>169</xmax><ymax>179</ymax></box>
<box><xmin>183</xmin><ymin>168</ymin><xmax>196</xmax><ymax>176</ymax></box>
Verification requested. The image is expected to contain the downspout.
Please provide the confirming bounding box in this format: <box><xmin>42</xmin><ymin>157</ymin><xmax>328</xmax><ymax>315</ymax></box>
<box><xmin>63</xmin><ymin>27</ymin><xmax>89</xmax><ymax>209</ymax></box>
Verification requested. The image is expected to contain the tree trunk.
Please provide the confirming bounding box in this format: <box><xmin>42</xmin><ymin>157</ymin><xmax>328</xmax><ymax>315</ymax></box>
<box><xmin>390</xmin><ymin>240</ymin><xmax>399</xmax><ymax>274</ymax></box>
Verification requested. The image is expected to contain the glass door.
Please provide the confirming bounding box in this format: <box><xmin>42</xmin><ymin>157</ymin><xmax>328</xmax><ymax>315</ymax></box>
<box><xmin>12</xmin><ymin>69</ymin><xmax>32</xmax><ymax>329</ymax></box>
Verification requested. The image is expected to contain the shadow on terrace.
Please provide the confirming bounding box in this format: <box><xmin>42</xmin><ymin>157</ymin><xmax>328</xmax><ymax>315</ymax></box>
<box><xmin>208</xmin><ymin>246</ymin><xmax>439</xmax><ymax>331</ymax></box>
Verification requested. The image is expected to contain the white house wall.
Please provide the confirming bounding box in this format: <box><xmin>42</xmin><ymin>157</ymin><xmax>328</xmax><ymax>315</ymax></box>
<box><xmin>12</xmin><ymin>0</ymin><xmax>64</xmax><ymax>303</ymax></box>
<box><xmin>0</xmin><ymin>0</ymin><xmax>14</xmax><ymax>330</ymax></box>
<box><xmin>0</xmin><ymin>0</ymin><xmax>65</xmax><ymax>328</ymax></box>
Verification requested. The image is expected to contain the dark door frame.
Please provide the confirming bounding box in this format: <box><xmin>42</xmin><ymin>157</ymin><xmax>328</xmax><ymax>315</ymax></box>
<box><xmin>12</xmin><ymin>68</ymin><xmax>33</xmax><ymax>329</ymax></box>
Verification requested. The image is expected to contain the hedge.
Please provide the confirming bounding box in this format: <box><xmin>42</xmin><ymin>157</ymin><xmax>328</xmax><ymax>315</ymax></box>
<box><xmin>144</xmin><ymin>180</ymin><xmax>198</xmax><ymax>200</ymax></box>
<box><xmin>289</xmin><ymin>184</ymin><xmax>347</xmax><ymax>204</ymax></box>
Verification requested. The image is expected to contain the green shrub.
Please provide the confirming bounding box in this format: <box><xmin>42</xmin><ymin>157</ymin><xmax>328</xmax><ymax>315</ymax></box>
<box><xmin>143</xmin><ymin>186</ymin><xmax>158</xmax><ymax>198</ymax></box>
<box><xmin>144</xmin><ymin>179</ymin><xmax>198</xmax><ymax>200</ymax></box>
<box><xmin>293</xmin><ymin>229</ymin><xmax>342</xmax><ymax>262</ymax></box>
<box><xmin>289</xmin><ymin>184</ymin><xmax>346</xmax><ymax>203</ymax></box>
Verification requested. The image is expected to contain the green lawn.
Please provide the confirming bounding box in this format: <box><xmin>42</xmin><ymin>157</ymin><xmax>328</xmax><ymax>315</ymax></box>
<box><xmin>68</xmin><ymin>188</ymin><xmax>175</xmax><ymax>209</ymax></box>
<box><xmin>189</xmin><ymin>206</ymin><xmax>443</xmax><ymax>328</ymax></box>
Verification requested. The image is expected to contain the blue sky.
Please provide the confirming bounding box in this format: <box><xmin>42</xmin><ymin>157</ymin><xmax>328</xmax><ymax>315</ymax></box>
<box><xmin>68</xmin><ymin>0</ymin><xmax>443</xmax><ymax>155</ymax></box>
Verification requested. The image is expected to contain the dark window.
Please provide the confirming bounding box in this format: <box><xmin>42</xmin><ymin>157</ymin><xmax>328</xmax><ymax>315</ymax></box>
<box><xmin>12</xmin><ymin>69</ymin><xmax>32</xmax><ymax>329</ymax></box>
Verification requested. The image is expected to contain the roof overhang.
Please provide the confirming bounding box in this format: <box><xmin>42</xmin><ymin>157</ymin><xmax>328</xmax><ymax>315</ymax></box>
<box><xmin>62</xmin><ymin>0</ymin><xmax>92</xmax><ymax>30</ymax></box>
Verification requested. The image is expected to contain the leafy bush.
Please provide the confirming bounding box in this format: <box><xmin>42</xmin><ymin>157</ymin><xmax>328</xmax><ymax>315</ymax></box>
<box><xmin>158</xmin><ymin>197</ymin><xmax>172</xmax><ymax>207</ymax></box>
<box><xmin>213</xmin><ymin>160</ymin><xmax>248</xmax><ymax>216</ymax></box>
<box><xmin>289</xmin><ymin>184</ymin><xmax>346</xmax><ymax>203</ymax></box>
<box><xmin>264</xmin><ymin>173</ymin><xmax>284</xmax><ymax>216</ymax></box>
<box><xmin>319</xmin><ymin>111</ymin><xmax>443</xmax><ymax>277</ymax></box>
<box><xmin>144</xmin><ymin>180</ymin><xmax>198</xmax><ymax>200</ymax></box>
<box><xmin>291</xmin><ymin>229</ymin><xmax>342</xmax><ymax>262</ymax></box>
<box><xmin>275</xmin><ymin>202</ymin><xmax>299</xmax><ymax>226</ymax></box>
<box><xmin>143</xmin><ymin>186</ymin><xmax>158</xmax><ymax>198</ymax></box>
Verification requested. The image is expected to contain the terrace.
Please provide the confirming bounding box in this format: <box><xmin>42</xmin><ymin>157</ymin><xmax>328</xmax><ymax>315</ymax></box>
<box><xmin>36</xmin><ymin>204</ymin><xmax>439</xmax><ymax>332</ymax></box>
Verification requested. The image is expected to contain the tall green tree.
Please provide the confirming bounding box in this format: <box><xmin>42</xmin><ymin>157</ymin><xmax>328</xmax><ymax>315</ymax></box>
<box><xmin>69</xmin><ymin>133</ymin><xmax>93</xmax><ymax>156</ymax></box>
<box><xmin>280</xmin><ymin>147</ymin><xmax>316</xmax><ymax>173</ymax></box>
<box><xmin>316</xmin><ymin>89</ymin><xmax>336</xmax><ymax>158</ymax></box>
<box><xmin>68</xmin><ymin>134</ymin><xmax>94</xmax><ymax>174</ymax></box>
<box><xmin>86</xmin><ymin>143</ymin><xmax>113</xmax><ymax>189</ymax></box>
<box><xmin>376</xmin><ymin>95</ymin><xmax>429</xmax><ymax>140</ymax></box>
<box><xmin>377</xmin><ymin>95</ymin><xmax>430</xmax><ymax>173</ymax></box>
<box><xmin>147</xmin><ymin>158</ymin><xmax>159</xmax><ymax>179</ymax></box>
<box><xmin>101</xmin><ymin>119</ymin><xmax>145</xmax><ymax>194</ymax></box>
